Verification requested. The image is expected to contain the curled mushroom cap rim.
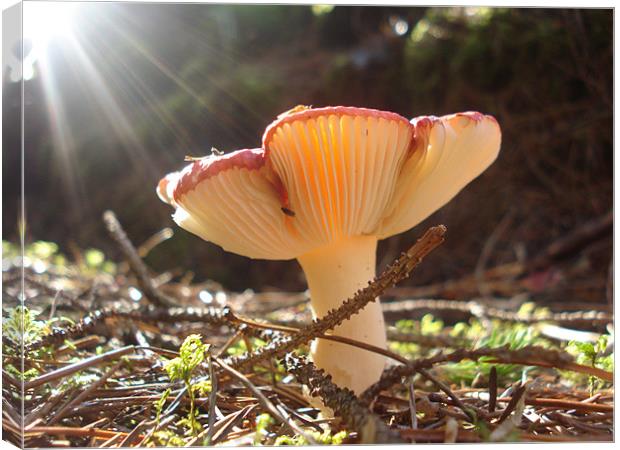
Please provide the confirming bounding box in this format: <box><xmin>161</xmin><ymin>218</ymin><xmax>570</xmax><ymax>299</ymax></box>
<box><xmin>262</xmin><ymin>105</ymin><xmax>413</xmax><ymax>152</ymax></box>
<box><xmin>172</xmin><ymin>148</ymin><xmax>267</xmax><ymax>201</ymax></box>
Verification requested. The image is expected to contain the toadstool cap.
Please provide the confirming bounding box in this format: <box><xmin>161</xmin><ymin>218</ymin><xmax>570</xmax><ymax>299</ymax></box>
<box><xmin>158</xmin><ymin>106</ymin><xmax>501</xmax><ymax>259</ymax></box>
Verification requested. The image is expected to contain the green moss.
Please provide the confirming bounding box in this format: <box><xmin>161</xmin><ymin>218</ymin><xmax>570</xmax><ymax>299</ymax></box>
<box><xmin>161</xmin><ymin>334</ymin><xmax>211</xmax><ymax>437</ymax></box>
<box><xmin>254</xmin><ymin>413</ymin><xmax>276</xmax><ymax>445</ymax></box>
<box><xmin>563</xmin><ymin>335</ymin><xmax>614</xmax><ymax>394</ymax></box>
<box><xmin>3</xmin><ymin>306</ymin><xmax>50</xmax><ymax>350</ymax></box>
<box><xmin>274</xmin><ymin>430</ymin><xmax>349</xmax><ymax>446</ymax></box>
<box><xmin>442</xmin><ymin>318</ymin><xmax>553</xmax><ymax>384</ymax></box>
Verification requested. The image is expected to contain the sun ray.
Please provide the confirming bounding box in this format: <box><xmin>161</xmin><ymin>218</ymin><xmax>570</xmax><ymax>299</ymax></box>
<box><xmin>33</xmin><ymin>49</ymin><xmax>87</xmax><ymax>223</ymax></box>
<box><xmin>102</xmin><ymin>6</ymin><xmax>267</xmax><ymax>142</ymax></box>
<box><xmin>60</xmin><ymin>31</ymin><xmax>160</xmax><ymax>179</ymax></box>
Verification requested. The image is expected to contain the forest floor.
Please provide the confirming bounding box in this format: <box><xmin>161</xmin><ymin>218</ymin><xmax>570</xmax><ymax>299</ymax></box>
<box><xmin>2</xmin><ymin>211</ymin><xmax>613</xmax><ymax>447</ymax></box>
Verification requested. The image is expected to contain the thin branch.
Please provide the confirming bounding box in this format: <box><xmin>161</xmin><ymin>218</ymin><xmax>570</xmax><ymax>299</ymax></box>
<box><xmin>24</xmin><ymin>346</ymin><xmax>135</xmax><ymax>391</ymax></box>
<box><xmin>282</xmin><ymin>354</ymin><xmax>404</xmax><ymax>444</ymax></box>
<box><xmin>205</xmin><ymin>354</ymin><xmax>219</xmax><ymax>445</ymax></box>
<box><xmin>47</xmin><ymin>361</ymin><xmax>124</xmax><ymax>425</ymax></box>
<box><xmin>382</xmin><ymin>298</ymin><xmax>612</xmax><ymax>325</ymax></box>
<box><xmin>408</xmin><ymin>378</ymin><xmax>417</xmax><ymax>431</ymax></box>
<box><xmin>497</xmin><ymin>382</ymin><xmax>527</xmax><ymax>424</ymax></box>
<box><xmin>418</xmin><ymin>368</ymin><xmax>475</xmax><ymax>423</ymax></box>
<box><xmin>135</xmin><ymin>415</ymin><xmax>176</xmax><ymax>447</ymax></box>
<box><xmin>103</xmin><ymin>210</ymin><xmax>176</xmax><ymax>307</ymax></box>
<box><xmin>25</xmin><ymin>305</ymin><xmax>233</xmax><ymax>353</ymax></box>
<box><xmin>488</xmin><ymin>366</ymin><xmax>497</xmax><ymax>413</ymax></box>
<box><xmin>23</xmin><ymin>426</ymin><xmax>137</xmax><ymax>440</ymax></box>
<box><xmin>232</xmin><ymin>314</ymin><xmax>410</xmax><ymax>364</ymax></box>
<box><xmin>496</xmin><ymin>396</ymin><xmax>613</xmax><ymax>413</ymax></box>
<box><xmin>137</xmin><ymin>227</ymin><xmax>174</xmax><ymax>258</ymax></box>
<box><xmin>359</xmin><ymin>345</ymin><xmax>611</xmax><ymax>405</ymax></box>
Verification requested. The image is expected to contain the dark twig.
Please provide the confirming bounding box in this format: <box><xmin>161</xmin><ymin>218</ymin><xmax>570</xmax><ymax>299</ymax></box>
<box><xmin>137</xmin><ymin>227</ymin><xmax>174</xmax><ymax>258</ymax></box>
<box><xmin>185</xmin><ymin>404</ymin><xmax>256</xmax><ymax>446</ymax></box>
<box><xmin>359</xmin><ymin>344</ymin><xmax>610</xmax><ymax>405</ymax></box>
<box><xmin>382</xmin><ymin>298</ymin><xmax>613</xmax><ymax>325</ymax></box>
<box><xmin>25</xmin><ymin>305</ymin><xmax>234</xmax><ymax>353</ymax></box>
<box><xmin>399</xmin><ymin>428</ymin><xmax>481</xmax><ymax>442</ymax></box>
<box><xmin>387</xmin><ymin>211</ymin><xmax>613</xmax><ymax>300</ymax></box>
<box><xmin>232</xmin><ymin>314</ymin><xmax>410</xmax><ymax>364</ymax></box>
<box><xmin>207</xmin><ymin>404</ymin><xmax>257</xmax><ymax>445</ymax></box>
<box><xmin>418</xmin><ymin>368</ymin><xmax>476</xmax><ymax>422</ymax></box>
<box><xmin>103</xmin><ymin>210</ymin><xmax>176</xmax><ymax>307</ymax></box>
<box><xmin>497</xmin><ymin>382</ymin><xmax>527</xmax><ymax>424</ymax></box>
<box><xmin>475</xmin><ymin>209</ymin><xmax>516</xmax><ymax>297</ymax></box>
<box><xmin>135</xmin><ymin>415</ymin><xmax>176</xmax><ymax>447</ymax></box>
<box><xmin>24</xmin><ymin>309</ymin><xmax>114</xmax><ymax>353</ymax></box>
<box><xmin>283</xmin><ymin>354</ymin><xmax>404</xmax><ymax>444</ymax></box>
<box><xmin>278</xmin><ymin>403</ymin><xmax>324</xmax><ymax>433</ymax></box>
<box><xmin>497</xmin><ymin>396</ymin><xmax>613</xmax><ymax>413</ymax></box>
<box><xmin>205</xmin><ymin>354</ymin><xmax>219</xmax><ymax>446</ymax></box>
<box><xmin>116</xmin><ymin>418</ymin><xmax>150</xmax><ymax>447</ymax></box>
<box><xmin>528</xmin><ymin>210</ymin><xmax>612</xmax><ymax>271</ymax></box>
<box><xmin>408</xmin><ymin>378</ymin><xmax>417</xmax><ymax>431</ymax></box>
<box><xmin>488</xmin><ymin>366</ymin><xmax>497</xmax><ymax>413</ymax></box>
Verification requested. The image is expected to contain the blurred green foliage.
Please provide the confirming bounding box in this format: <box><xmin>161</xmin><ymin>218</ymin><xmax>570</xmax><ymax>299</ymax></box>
<box><xmin>2</xmin><ymin>306</ymin><xmax>89</xmax><ymax>386</ymax></box>
<box><xmin>2</xmin><ymin>240</ymin><xmax>116</xmax><ymax>275</ymax></box>
<box><xmin>3</xmin><ymin>306</ymin><xmax>47</xmax><ymax>350</ymax></box>
<box><xmin>274</xmin><ymin>429</ymin><xmax>348</xmax><ymax>446</ymax></box>
<box><xmin>442</xmin><ymin>318</ymin><xmax>551</xmax><ymax>384</ymax></box>
<box><xmin>387</xmin><ymin>301</ymin><xmax>614</xmax><ymax>391</ymax></box>
<box><xmin>564</xmin><ymin>335</ymin><xmax>613</xmax><ymax>394</ymax></box>
<box><xmin>254</xmin><ymin>412</ymin><xmax>276</xmax><ymax>445</ymax></box>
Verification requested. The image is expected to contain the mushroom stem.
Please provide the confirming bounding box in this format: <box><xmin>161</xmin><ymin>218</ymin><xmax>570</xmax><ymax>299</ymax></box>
<box><xmin>297</xmin><ymin>235</ymin><xmax>386</xmax><ymax>394</ymax></box>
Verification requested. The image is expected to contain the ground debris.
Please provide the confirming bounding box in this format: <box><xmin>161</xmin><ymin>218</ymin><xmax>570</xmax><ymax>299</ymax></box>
<box><xmin>2</xmin><ymin>222</ymin><xmax>613</xmax><ymax>447</ymax></box>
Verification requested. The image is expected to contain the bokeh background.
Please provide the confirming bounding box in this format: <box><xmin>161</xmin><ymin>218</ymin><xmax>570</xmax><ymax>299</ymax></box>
<box><xmin>3</xmin><ymin>4</ymin><xmax>613</xmax><ymax>303</ymax></box>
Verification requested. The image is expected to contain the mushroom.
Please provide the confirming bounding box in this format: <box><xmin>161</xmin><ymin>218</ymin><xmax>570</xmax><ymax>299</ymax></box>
<box><xmin>157</xmin><ymin>106</ymin><xmax>501</xmax><ymax>394</ymax></box>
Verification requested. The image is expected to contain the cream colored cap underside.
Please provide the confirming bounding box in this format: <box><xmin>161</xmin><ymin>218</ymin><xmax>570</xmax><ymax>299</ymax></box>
<box><xmin>376</xmin><ymin>114</ymin><xmax>502</xmax><ymax>238</ymax></box>
<box><xmin>175</xmin><ymin>166</ymin><xmax>306</xmax><ymax>259</ymax></box>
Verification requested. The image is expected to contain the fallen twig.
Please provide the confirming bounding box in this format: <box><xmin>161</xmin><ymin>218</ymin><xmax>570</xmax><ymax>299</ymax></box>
<box><xmin>23</xmin><ymin>426</ymin><xmax>139</xmax><ymax>440</ymax></box>
<box><xmin>103</xmin><ymin>210</ymin><xmax>176</xmax><ymax>307</ymax></box>
<box><xmin>497</xmin><ymin>396</ymin><xmax>614</xmax><ymax>413</ymax></box>
<box><xmin>283</xmin><ymin>354</ymin><xmax>404</xmax><ymax>444</ymax></box>
<box><xmin>418</xmin><ymin>368</ymin><xmax>476</xmax><ymax>422</ymax></box>
<box><xmin>359</xmin><ymin>345</ymin><xmax>611</xmax><ymax>405</ymax></box>
<box><xmin>25</xmin><ymin>305</ymin><xmax>233</xmax><ymax>353</ymax></box>
<box><xmin>489</xmin><ymin>366</ymin><xmax>498</xmax><ymax>413</ymax></box>
<box><xmin>47</xmin><ymin>361</ymin><xmax>124</xmax><ymax>425</ymax></box>
<box><xmin>497</xmin><ymin>382</ymin><xmax>527</xmax><ymax>424</ymax></box>
<box><xmin>382</xmin><ymin>298</ymin><xmax>613</xmax><ymax>325</ymax></box>
<box><xmin>205</xmin><ymin>354</ymin><xmax>219</xmax><ymax>445</ymax></box>
<box><xmin>399</xmin><ymin>427</ymin><xmax>481</xmax><ymax>442</ymax></box>
<box><xmin>24</xmin><ymin>346</ymin><xmax>135</xmax><ymax>391</ymax></box>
